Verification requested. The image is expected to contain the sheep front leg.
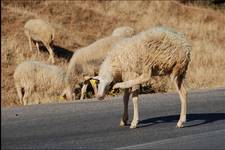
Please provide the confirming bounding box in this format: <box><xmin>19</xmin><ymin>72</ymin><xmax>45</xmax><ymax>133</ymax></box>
<box><xmin>44</xmin><ymin>42</ymin><xmax>55</xmax><ymax>64</ymax></box>
<box><xmin>35</xmin><ymin>42</ymin><xmax>40</xmax><ymax>56</ymax></box>
<box><xmin>92</xmin><ymin>84</ymin><xmax>98</xmax><ymax>98</ymax></box>
<box><xmin>120</xmin><ymin>88</ymin><xmax>130</xmax><ymax>127</ymax></box>
<box><xmin>130</xmin><ymin>85</ymin><xmax>140</xmax><ymax>129</ymax></box>
<box><xmin>113</xmin><ymin>70</ymin><xmax>151</xmax><ymax>89</ymax></box>
<box><xmin>80</xmin><ymin>83</ymin><xmax>88</xmax><ymax>100</ymax></box>
<box><xmin>28</xmin><ymin>35</ymin><xmax>33</xmax><ymax>52</ymax></box>
<box><xmin>90</xmin><ymin>79</ymin><xmax>98</xmax><ymax>98</ymax></box>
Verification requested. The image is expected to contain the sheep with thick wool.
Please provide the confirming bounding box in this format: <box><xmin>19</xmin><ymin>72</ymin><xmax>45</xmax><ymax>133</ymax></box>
<box><xmin>62</xmin><ymin>26</ymin><xmax>135</xmax><ymax>100</ymax></box>
<box><xmin>24</xmin><ymin>19</ymin><xmax>55</xmax><ymax>63</ymax></box>
<box><xmin>13</xmin><ymin>60</ymin><xmax>68</xmax><ymax>105</ymax></box>
<box><xmin>94</xmin><ymin>27</ymin><xmax>191</xmax><ymax>129</ymax></box>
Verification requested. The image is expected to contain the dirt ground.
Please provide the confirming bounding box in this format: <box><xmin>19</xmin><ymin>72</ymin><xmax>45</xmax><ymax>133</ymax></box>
<box><xmin>1</xmin><ymin>0</ymin><xmax>225</xmax><ymax>107</ymax></box>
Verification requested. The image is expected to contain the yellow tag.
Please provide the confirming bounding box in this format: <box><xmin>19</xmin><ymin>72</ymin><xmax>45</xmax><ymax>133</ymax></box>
<box><xmin>90</xmin><ymin>79</ymin><xmax>96</xmax><ymax>87</ymax></box>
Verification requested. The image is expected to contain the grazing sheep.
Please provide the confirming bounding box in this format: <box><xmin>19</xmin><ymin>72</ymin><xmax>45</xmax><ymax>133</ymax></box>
<box><xmin>94</xmin><ymin>27</ymin><xmax>191</xmax><ymax>129</ymax></box>
<box><xmin>13</xmin><ymin>60</ymin><xmax>70</xmax><ymax>105</ymax></box>
<box><xmin>62</xmin><ymin>26</ymin><xmax>135</xmax><ymax>100</ymax></box>
<box><xmin>24</xmin><ymin>19</ymin><xmax>55</xmax><ymax>63</ymax></box>
<box><xmin>112</xmin><ymin>26</ymin><xmax>135</xmax><ymax>37</ymax></box>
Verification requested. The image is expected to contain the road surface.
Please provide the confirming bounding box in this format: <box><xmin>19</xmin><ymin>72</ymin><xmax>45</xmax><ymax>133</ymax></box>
<box><xmin>2</xmin><ymin>88</ymin><xmax>225</xmax><ymax>149</ymax></box>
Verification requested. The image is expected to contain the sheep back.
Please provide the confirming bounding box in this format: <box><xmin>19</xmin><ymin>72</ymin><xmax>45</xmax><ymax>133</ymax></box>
<box><xmin>14</xmin><ymin>60</ymin><xmax>66</xmax><ymax>93</ymax></box>
<box><xmin>24</xmin><ymin>19</ymin><xmax>55</xmax><ymax>44</ymax></box>
<box><xmin>65</xmin><ymin>36</ymin><xmax>131</xmax><ymax>86</ymax></box>
<box><xmin>104</xmin><ymin>27</ymin><xmax>191</xmax><ymax>81</ymax></box>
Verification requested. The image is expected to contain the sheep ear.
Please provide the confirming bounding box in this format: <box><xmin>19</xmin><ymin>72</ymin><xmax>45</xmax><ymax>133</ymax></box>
<box><xmin>92</xmin><ymin>76</ymin><xmax>100</xmax><ymax>80</ymax></box>
<box><xmin>83</xmin><ymin>75</ymin><xmax>91</xmax><ymax>81</ymax></box>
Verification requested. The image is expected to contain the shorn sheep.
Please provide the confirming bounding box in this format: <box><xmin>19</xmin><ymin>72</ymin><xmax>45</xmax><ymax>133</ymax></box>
<box><xmin>24</xmin><ymin>19</ymin><xmax>55</xmax><ymax>63</ymax></box>
<box><xmin>14</xmin><ymin>60</ymin><xmax>68</xmax><ymax>105</ymax></box>
<box><xmin>62</xmin><ymin>26</ymin><xmax>135</xmax><ymax>100</ymax></box>
<box><xmin>94</xmin><ymin>27</ymin><xmax>191</xmax><ymax>129</ymax></box>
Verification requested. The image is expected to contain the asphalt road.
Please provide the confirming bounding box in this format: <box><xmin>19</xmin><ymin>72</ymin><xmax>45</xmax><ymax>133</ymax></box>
<box><xmin>2</xmin><ymin>88</ymin><xmax>225</xmax><ymax>149</ymax></box>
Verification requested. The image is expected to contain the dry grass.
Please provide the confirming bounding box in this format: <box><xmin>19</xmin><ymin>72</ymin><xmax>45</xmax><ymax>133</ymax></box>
<box><xmin>1</xmin><ymin>0</ymin><xmax>225</xmax><ymax>107</ymax></box>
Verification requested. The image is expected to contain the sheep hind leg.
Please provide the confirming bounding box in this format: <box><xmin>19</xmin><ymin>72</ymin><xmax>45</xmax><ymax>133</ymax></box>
<box><xmin>23</xmin><ymin>87</ymin><xmax>32</xmax><ymax>105</ymax></box>
<box><xmin>120</xmin><ymin>88</ymin><xmax>130</xmax><ymax>127</ymax></box>
<box><xmin>171</xmin><ymin>75</ymin><xmax>187</xmax><ymax>128</ymax></box>
<box><xmin>130</xmin><ymin>85</ymin><xmax>140</xmax><ymax>129</ymax></box>
<box><xmin>113</xmin><ymin>70</ymin><xmax>151</xmax><ymax>89</ymax></box>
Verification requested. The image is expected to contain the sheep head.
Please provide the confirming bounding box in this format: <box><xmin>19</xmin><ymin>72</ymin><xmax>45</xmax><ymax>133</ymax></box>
<box><xmin>92</xmin><ymin>75</ymin><xmax>112</xmax><ymax>100</ymax></box>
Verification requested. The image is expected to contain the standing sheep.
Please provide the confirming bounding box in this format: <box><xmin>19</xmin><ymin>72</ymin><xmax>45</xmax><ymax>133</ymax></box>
<box><xmin>13</xmin><ymin>60</ymin><xmax>70</xmax><ymax>105</ymax></box>
<box><xmin>24</xmin><ymin>19</ymin><xmax>55</xmax><ymax>63</ymax></box>
<box><xmin>62</xmin><ymin>26</ymin><xmax>135</xmax><ymax>100</ymax></box>
<box><xmin>94</xmin><ymin>27</ymin><xmax>191</xmax><ymax>129</ymax></box>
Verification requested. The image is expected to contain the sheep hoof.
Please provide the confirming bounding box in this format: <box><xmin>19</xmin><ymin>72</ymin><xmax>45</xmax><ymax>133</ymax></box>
<box><xmin>48</xmin><ymin>58</ymin><xmax>55</xmax><ymax>64</ymax></box>
<box><xmin>130</xmin><ymin>121</ymin><xmax>138</xmax><ymax>129</ymax></box>
<box><xmin>23</xmin><ymin>101</ymin><xmax>28</xmax><ymax>105</ymax></box>
<box><xmin>119</xmin><ymin>120</ymin><xmax>127</xmax><ymax>127</ymax></box>
<box><xmin>130</xmin><ymin>124</ymin><xmax>137</xmax><ymax>129</ymax></box>
<box><xmin>176</xmin><ymin>121</ymin><xmax>185</xmax><ymax>128</ymax></box>
<box><xmin>176</xmin><ymin>124</ymin><xmax>184</xmax><ymax>128</ymax></box>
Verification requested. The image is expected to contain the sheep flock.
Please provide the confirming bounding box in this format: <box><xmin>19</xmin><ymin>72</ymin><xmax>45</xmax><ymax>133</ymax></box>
<box><xmin>14</xmin><ymin>18</ymin><xmax>192</xmax><ymax>128</ymax></box>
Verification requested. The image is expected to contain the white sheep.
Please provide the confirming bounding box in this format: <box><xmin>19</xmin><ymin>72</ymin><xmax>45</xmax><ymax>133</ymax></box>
<box><xmin>24</xmin><ymin>19</ymin><xmax>55</xmax><ymax>63</ymax></box>
<box><xmin>13</xmin><ymin>60</ymin><xmax>70</xmax><ymax>105</ymax></box>
<box><xmin>62</xmin><ymin>26</ymin><xmax>135</xmax><ymax>100</ymax></box>
<box><xmin>112</xmin><ymin>26</ymin><xmax>135</xmax><ymax>37</ymax></box>
<box><xmin>94</xmin><ymin>27</ymin><xmax>191</xmax><ymax>129</ymax></box>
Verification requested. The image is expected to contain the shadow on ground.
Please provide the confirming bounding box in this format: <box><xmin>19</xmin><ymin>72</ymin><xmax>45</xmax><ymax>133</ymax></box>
<box><xmin>53</xmin><ymin>45</ymin><xmax>74</xmax><ymax>60</ymax></box>
<box><xmin>138</xmin><ymin>113</ymin><xmax>225</xmax><ymax>128</ymax></box>
<box><xmin>38</xmin><ymin>44</ymin><xmax>74</xmax><ymax>61</ymax></box>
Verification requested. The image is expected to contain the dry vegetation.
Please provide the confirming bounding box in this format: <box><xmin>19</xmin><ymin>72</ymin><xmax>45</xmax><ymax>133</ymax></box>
<box><xmin>1</xmin><ymin>0</ymin><xmax>225</xmax><ymax>107</ymax></box>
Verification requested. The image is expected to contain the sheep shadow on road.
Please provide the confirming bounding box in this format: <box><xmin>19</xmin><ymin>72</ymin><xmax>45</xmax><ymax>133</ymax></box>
<box><xmin>138</xmin><ymin>113</ymin><xmax>225</xmax><ymax>128</ymax></box>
